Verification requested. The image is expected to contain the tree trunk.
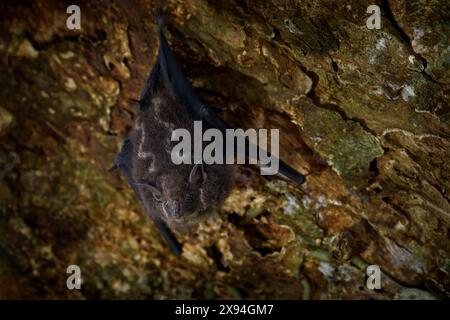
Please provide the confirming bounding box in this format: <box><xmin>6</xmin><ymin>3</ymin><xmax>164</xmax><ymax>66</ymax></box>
<box><xmin>0</xmin><ymin>0</ymin><xmax>449</xmax><ymax>299</ymax></box>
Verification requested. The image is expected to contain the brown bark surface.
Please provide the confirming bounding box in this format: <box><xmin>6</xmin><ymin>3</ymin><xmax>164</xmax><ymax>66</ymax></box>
<box><xmin>0</xmin><ymin>0</ymin><xmax>449</xmax><ymax>299</ymax></box>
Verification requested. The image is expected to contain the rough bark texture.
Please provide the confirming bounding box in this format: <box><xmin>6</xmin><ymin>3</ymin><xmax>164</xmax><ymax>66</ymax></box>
<box><xmin>0</xmin><ymin>0</ymin><xmax>449</xmax><ymax>299</ymax></box>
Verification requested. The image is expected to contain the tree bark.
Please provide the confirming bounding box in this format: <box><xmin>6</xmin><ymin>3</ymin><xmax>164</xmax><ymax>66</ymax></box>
<box><xmin>0</xmin><ymin>0</ymin><xmax>449</xmax><ymax>299</ymax></box>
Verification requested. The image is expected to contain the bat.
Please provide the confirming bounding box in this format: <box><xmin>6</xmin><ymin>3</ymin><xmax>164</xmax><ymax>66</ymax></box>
<box><xmin>110</xmin><ymin>16</ymin><xmax>306</xmax><ymax>255</ymax></box>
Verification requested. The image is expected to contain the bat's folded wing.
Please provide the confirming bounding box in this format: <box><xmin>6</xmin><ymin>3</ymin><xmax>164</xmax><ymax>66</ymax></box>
<box><xmin>155</xmin><ymin>20</ymin><xmax>306</xmax><ymax>186</ymax></box>
<box><xmin>110</xmin><ymin>139</ymin><xmax>182</xmax><ymax>255</ymax></box>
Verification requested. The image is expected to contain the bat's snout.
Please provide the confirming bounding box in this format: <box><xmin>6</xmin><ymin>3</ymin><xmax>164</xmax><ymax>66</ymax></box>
<box><xmin>163</xmin><ymin>200</ymin><xmax>183</xmax><ymax>219</ymax></box>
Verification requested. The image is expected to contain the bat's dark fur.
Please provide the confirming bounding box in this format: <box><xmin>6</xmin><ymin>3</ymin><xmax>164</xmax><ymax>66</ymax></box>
<box><xmin>129</xmin><ymin>83</ymin><xmax>233</xmax><ymax>230</ymax></box>
<box><xmin>111</xmin><ymin>16</ymin><xmax>305</xmax><ymax>255</ymax></box>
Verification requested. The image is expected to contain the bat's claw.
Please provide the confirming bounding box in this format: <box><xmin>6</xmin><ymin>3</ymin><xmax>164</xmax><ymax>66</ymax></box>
<box><xmin>156</xmin><ymin>10</ymin><xmax>166</xmax><ymax>34</ymax></box>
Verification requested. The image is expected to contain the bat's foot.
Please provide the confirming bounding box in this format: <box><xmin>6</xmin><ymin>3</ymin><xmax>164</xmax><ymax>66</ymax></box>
<box><xmin>107</xmin><ymin>163</ymin><xmax>119</xmax><ymax>172</ymax></box>
<box><xmin>209</xmin><ymin>105</ymin><xmax>228</xmax><ymax>114</ymax></box>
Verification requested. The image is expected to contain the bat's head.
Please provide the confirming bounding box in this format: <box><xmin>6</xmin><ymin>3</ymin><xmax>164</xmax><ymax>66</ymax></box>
<box><xmin>138</xmin><ymin>163</ymin><xmax>208</xmax><ymax>223</ymax></box>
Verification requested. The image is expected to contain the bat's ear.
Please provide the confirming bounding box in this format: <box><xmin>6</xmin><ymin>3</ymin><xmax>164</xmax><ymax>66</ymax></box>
<box><xmin>136</xmin><ymin>182</ymin><xmax>163</xmax><ymax>201</ymax></box>
<box><xmin>189</xmin><ymin>163</ymin><xmax>207</xmax><ymax>185</ymax></box>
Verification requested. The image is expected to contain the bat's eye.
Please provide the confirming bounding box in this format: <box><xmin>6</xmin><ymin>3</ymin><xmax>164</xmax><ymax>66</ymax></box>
<box><xmin>153</xmin><ymin>193</ymin><xmax>162</xmax><ymax>202</ymax></box>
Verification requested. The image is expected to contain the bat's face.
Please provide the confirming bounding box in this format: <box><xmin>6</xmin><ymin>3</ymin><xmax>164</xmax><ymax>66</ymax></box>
<box><xmin>139</xmin><ymin>164</ymin><xmax>207</xmax><ymax>223</ymax></box>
